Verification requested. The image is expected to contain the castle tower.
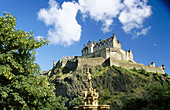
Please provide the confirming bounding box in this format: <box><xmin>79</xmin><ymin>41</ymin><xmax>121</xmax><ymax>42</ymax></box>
<box><xmin>112</xmin><ymin>33</ymin><xmax>121</xmax><ymax>48</ymax></box>
<box><xmin>87</xmin><ymin>41</ymin><xmax>94</xmax><ymax>54</ymax></box>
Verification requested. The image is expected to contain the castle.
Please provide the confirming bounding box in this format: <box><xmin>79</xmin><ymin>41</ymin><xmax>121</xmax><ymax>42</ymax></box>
<box><xmin>81</xmin><ymin>34</ymin><xmax>134</xmax><ymax>63</ymax></box>
<box><xmin>51</xmin><ymin>33</ymin><xmax>165</xmax><ymax>74</ymax></box>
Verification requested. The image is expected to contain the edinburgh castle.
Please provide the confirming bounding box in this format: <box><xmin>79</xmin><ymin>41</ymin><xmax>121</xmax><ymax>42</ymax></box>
<box><xmin>49</xmin><ymin>33</ymin><xmax>165</xmax><ymax>75</ymax></box>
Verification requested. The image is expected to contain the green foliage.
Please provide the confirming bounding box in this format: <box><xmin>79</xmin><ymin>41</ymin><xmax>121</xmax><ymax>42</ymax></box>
<box><xmin>56</xmin><ymin>96</ymin><xmax>68</xmax><ymax>110</ymax></box>
<box><xmin>122</xmin><ymin>97</ymin><xmax>147</xmax><ymax>110</ymax></box>
<box><xmin>165</xmin><ymin>73</ymin><xmax>168</xmax><ymax>77</ymax></box>
<box><xmin>0</xmin><ymin>12</ymin><xmax>67</xmax><ymax>109</ymax></box>
<box><xmin>131</xmin><ymin>67</ymin><xmax>137</xmax><ymax>72</ymax></box>
<box><xmin>69</xmin><ymin>96</ymin><xmax>84</xmax><ymax>109</ymax></box>
<box><xmin>93</xmin><ymin>67</ymin><xmax>109</xmax><ymax>77</ymax></box>
<box><xmin>122</xmin><ymin>84</ymin><xmax>170</xmax><ymax>110</ymax></box>
<box><xmin>140</xmin><ymin>68</ymin><xmax>146</xmax><ymax>75</ymax></box>
<box><xmin>155</xmin><ymin>75</ymin><xmax>159</xmax><ymax>80</ymax></box>
<box><xmin>146</xmin><ymin>72</ymin><xmax>150</xmax><ymax>77</ymax></box>
<box><xmin>99</xmin><ymin>89</ymin><xmax>112</xmax><ymax>104</ymax></box>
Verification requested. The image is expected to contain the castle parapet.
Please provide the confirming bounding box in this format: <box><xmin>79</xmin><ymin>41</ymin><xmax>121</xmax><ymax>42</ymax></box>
<box><xmin>63</xmin><ymin>56</ymin><xmax>76</xmax><ymax>61</ymax></box>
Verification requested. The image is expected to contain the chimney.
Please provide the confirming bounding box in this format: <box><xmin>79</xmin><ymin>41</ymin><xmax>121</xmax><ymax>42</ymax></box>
<box><xmin>162</xmin><ymin>64</ymin><xmax>165</xmax><ymax>70</ymax></box>
<box><xmin>151</xmin><ymin>62</ymin><xmax>155</xmax><ymax>67</ymax></box>
<box><xmin>94</xmin><ymin>40</ymin><xmax>97</xmax><ymax>44</ymax></box>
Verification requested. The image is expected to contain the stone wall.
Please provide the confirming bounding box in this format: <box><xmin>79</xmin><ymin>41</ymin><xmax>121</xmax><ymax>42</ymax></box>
<box><xmin>82</xmin><ymin>48</ymin><xmax>134</xmax><ymax>62</ymax></box>
<box><xmin>81</xmin><ymin>48</ymin><xmax>107</xmax><ymax>58</ymax></box>
<box><xmin>60</xmin><ymin>56</ymin><xmax>164</xmax><ymax>74</ymax></box>
<box><xmin>109</xmin><ymin>58</ymin><xmax>164</xmax><ymax>74</ymax></box>
<box><xmin>62</xmin><ymin>56</ymin><xmax>78</xmax><ymax>71</ymax></box>
<box><xmin>76</xmin><ymin>57</ymin><xmax>106</xmax><ymax>70</ymax></box>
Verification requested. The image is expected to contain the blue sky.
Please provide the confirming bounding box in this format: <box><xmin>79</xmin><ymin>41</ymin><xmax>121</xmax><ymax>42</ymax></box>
<box><xmin>0</xmin><ymin>0</ymin><xmax>170</xmax><ymax>75</ymax></box>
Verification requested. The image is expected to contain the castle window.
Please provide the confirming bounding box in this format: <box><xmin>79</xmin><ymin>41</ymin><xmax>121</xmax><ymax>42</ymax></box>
<box><xmin>100</xmin><ymin>44</ymin><xmax>102</xmax><ymax>48</ymax></box>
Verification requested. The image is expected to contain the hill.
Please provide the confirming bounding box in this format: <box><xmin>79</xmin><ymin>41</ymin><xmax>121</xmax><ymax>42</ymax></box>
<box><xmin>45</xmin><ymin>65</ymin><xmax>170</xmax><ymax>110</ymax></box>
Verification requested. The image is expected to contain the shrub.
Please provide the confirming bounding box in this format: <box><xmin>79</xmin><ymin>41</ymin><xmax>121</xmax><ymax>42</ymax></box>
<box><xmin>69</xmin><ymin>96</ymin><xmax>83</xmax><ymax>109</ymax></box>
<box><xmin>131</xmin><ymin>67</ymin><xmax>138</xmax><ymax>72</ymax></box>
<box><xmin>122</xmin><ymin>84</ymin><xmax>170</xmax><ymax>110</ymax></box>
<box><xmin>155</xmin><ymin>72</ymin><xmax>158</xmax><ymax>75</ymax></box>
<box><xmin>99</xmin><ymin>89</ymin><xmax>112</xmax><ymax>104</ymax></box>
<box><xmin>155</xmin><ymin>75</ymin><xmax>159</xmax><ymax>80</ymax></box>
<box><xmin>140</xmin><ymin>68</ymin><xmax>146</xmax><ymax>75</ymax></box>
<box><xmin>146</xmin><ymin>72</ymin><xmax>150</xmax><ymax>77</ymax></box>
<box><xmin>165</xmin><ymin>73</ymin><xmax>168</xmax><ymax>77</ymax></box>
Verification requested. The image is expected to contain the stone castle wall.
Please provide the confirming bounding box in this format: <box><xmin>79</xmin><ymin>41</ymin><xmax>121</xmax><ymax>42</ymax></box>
<box><xmin>60</xmin><ymin>56</ymin><xmax>164</xmax><ymax>74</ymax></box>
<box><xmin>62</xmin><ymin>56</ymin><xmax>78</xmax><ymax>71</ymax></box>
<box><xmin>109</xmin><ymin>58</ymin><xmax>164</xmax><ymax>73</ymax></box>
<box><xmin>81</xmin><ymin>48</ymin><xmax>134</xmax><ymax>62</ymax></box>
<box><xmin>105</xmin><ymin>48</ymin><xmax>134</xmax><ymax>62</ymax></box>
<box><xmin>81</xmin><ymin>49</ymin><xmax>107</xmax><ymax>58</ymax></box>
<box><xmin>61</xmin><ymin>56</ymin><xmax>107</xmax><ymax>71</ymax></box>
<box><xmin>76</xmin><ymin>57</ymin><xmax>107</xmax><ymax>70</ymax></box>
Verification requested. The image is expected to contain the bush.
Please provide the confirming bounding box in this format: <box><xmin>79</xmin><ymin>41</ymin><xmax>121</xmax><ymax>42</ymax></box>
<box><xmin>155</xmin><ymin>72</ymin><xmax>158</xmax><ymax>75</ymax></box>
<box><xmin>140</xmin><ymin>68</ymin><xmax>146</xmax><ymax>75</ymax></box>
<box><xmin>122</xmin><ymin>84</ymin><xmax>170</xmax><ymax>110</ymax></box>
<box><xmin>99</xmin><ymin>89</ymin><xmax>112</xmax><ymax>104</ymax></box>
<box><xmin>69</xmin><ymin>96</ymin><xmax>83</xmax><ymax>109</ymax></box>
<box><xmin>146</xmin><ymin>72</ymin><xmax>150</xmax><ymax>77</ymax></box>
<box><xmin>165</xmin><ymin>73</ymin><xmax>168</xmax><ymax>77</ymax></box>
<box><xmin>155</xmin><ymin>75</ymin><xmax>159</xmax><ymax>80</ymax></box>
<box><xmin>131</xmin><ymin>67</ymin><xmax>137</xmax><ymax>72</ymax></box>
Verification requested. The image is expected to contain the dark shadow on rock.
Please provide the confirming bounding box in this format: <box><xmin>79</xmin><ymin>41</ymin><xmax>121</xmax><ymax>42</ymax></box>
<box><xmin>62</xmin><ymin>59</ymin><xmax>78</xmax><ymax>73</ymax></box>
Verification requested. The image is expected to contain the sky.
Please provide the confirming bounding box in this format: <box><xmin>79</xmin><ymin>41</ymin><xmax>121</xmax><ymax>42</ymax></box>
<box><xmin>0</xmin><ymin>0</ymin><xmax>170</xmax><ymax>75</ymax></box>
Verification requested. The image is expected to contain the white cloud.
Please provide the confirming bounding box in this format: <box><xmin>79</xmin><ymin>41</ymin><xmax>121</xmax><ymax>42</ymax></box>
<box><xmin>119</xmin><ymin>0</ymin><xmax>152</xmax><ymax>34</ymax></box>
<box><xmin>133</xmin><ymin>26</ymin><xmax>151</xmax><ymax>38</ymax></box>
<box><xmin>79</xmin><ymin>0</ymin><xmax>152</xmax><ymax>36</ymax></box>
<box><xmin>101</xmin><ymin>19</ymin><xmax>113</xmax><ymax>33</ymax></box>
<box><xmin>38</xmin><ymin>0</ymin><xmax>81</xmax><ymax>46</ymax></box>
<box><xmin>78</xmin><ymin>0</ymin><xmax>123</xmax><ymax>33</ymax></box>
<box><xmin>38</xmin><ymin>0</ymin><xmax>152</xmax><ymax>46</ymax></box>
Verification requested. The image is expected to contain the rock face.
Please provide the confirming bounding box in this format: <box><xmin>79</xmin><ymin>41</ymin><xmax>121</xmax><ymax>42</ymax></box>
<box><xmin>47</xmin><ymin>65</ymin><xmax>170</xmax><ymax>110</ymax></box>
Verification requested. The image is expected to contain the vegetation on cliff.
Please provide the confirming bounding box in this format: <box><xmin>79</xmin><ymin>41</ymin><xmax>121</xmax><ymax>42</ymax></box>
<box><xmin>122</xmin><ymin>84</ymin><xmax>170</xmax><ymax>110</ymax></box>
<box><xmin>49</xmin><ymin>64</ymin><xmax>170</xmax><ymax>109</ymax></box>
<box><xmin>0</xmin><ymin>12</ymin><xmax>67</xmax><ymax>109</ymax></box>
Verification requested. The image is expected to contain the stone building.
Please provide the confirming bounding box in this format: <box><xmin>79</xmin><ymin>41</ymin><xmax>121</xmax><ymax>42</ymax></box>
<box><xmin>49</xmin><ymin>33</ymin><xmax>165</xmax><ymax>75</ymax></box>
<box><xmin>81</xmin><ymin>33</ymin><xmax>134</xmax><ymax>62</ymax></box>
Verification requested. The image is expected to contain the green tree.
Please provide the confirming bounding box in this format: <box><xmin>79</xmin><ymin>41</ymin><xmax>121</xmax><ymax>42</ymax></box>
<box><xmin>0</xmin><ymin>12</ymin><xmax>67</xmax><ymax>109</ymax></box>
<box><xmin>69</xmin><ymin>96</ymin><xmax>84</xmax><ymax>109</ymax></box>
<box><xmin>122</xmin><ymin>83</ymin><xmax>170</xmax><ymax>110</ymax></box>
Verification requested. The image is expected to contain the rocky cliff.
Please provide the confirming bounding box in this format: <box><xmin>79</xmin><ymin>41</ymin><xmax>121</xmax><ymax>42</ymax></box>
<box><xmin>46</xmin><ymin>65</ymin><xmax>170</xmax><ymax>110</ymax></box>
